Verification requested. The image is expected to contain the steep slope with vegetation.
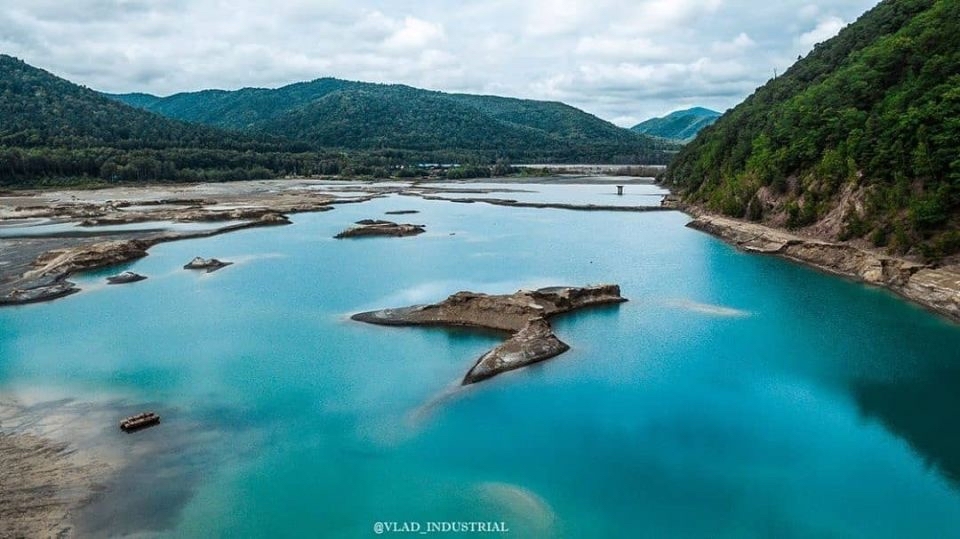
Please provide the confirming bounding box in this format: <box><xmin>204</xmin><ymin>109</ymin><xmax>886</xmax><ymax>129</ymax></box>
<box><xmin>110</xmin><ymin>79</ymin><xmax>674</xmax><ymax>163</ymax></box>
<box><xmin>0</xmin><ymin>55</ymin><xmax>252</xmax><ymax>150</ymax></box>
<box><xmin>663</xmin><ymin>0</ymin><xmax>960</xmax><ymax>261</ymax></box>
<box><xmin>631</xmin><ymin>107</ymin><xmax>720</xmax><ymax>142</ymax></box>
<box><xmin>0</xmin><ymin>55</ymin><xmax>358</xmax><ymax>186</ymax></box>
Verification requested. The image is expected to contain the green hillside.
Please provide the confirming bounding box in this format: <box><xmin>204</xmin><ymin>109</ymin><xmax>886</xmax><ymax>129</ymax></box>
<box><xmin>631</xmin><ymin>107</ymin><xmax>720</xmax><ymax>142</ymax></box>
<box><xmin>114</xmin><ymin>79</ymin><xmax>354</xmax><ymax>130</ymax></box>
<box><xmin>0</xmin><ymin>55</ymin><xmax>255</xmax><ymax>150</ymax></box>
<box><xmin>109</xmin><ymin>79</ymin><xmax>674</xmax><ymax>163</ymax></box>
<box><xmin>0</xmin><ymin>55</ymin><xmax>348</xmax><ymax>185</ymax></box>
<box><xmin>663</xmin><ymin>0</ymin><xmax>960</xmax><ymax>260</ymax></box>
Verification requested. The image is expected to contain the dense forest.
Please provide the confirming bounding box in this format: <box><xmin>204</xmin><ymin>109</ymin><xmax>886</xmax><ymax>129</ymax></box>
<box><xmin>0</xmin><ymin>56</ymin><xmax>273</xmax><ymax>151</ymax></box>
<box><xmin>631</xmin><ymin>107</ymin><xmax>720</xmax><ymax>142</ymax></box>
<box><xmin>109</xmin><ymin>79</ymin><xmax>673</xmax><ymax>163</ymax></box>
<box><xmin>0</xmin><ymin>55</ymin><xmax>348</xmax><ymax>185</ymax></box>
<box><xmin>663</xmin><ymin>0</ymin><xmax>960</xmax><ymax>260</ymax></box>
<box><xmin>0</xmin><ymin>54</ymin><xmax>674</xmax><ymax>187</ymax></box>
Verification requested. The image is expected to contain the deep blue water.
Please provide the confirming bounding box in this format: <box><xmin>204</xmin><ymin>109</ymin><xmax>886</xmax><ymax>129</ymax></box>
<box><xmin>2</xmin><ymin>186</ymin><xmax>959</xmax><ymax>538</ymax></box>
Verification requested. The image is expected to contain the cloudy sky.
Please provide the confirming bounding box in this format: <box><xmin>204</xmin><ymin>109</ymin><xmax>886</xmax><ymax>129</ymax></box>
<box><xmin>1</xmin><ymin>0</ymin><xmax>878</xmax><ymax>126</ymax></box>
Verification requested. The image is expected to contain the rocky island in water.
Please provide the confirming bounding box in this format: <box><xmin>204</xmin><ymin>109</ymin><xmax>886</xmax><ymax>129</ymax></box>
<box><xmin>352</xmin><ymin>284</ymin><xmax>627</xmax><ymax>384</ymax></box>
<box><xmin>335</xmin><ymin>219</ymin><xmax>426</xmax><ymax>239</ymax></box>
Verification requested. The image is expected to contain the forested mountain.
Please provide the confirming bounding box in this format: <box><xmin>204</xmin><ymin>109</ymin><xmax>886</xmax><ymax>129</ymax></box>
<box><xmin>631</xmin><ymin>107</ymin><xmax>720</xmax><ymax>142</ymax></box>
<box><xmin>0</xmin><ymin>55</ymin><xmax>265</xmax><ymax>150</ymax></box>
<box><xmin>0</xmin><ymin>54</ymin><xmax>671</xmax><ymax>186</ymax></box>
<box><xmin>663</xmin><ymin>0</ymin><xmax>960</xmax><ymax>260</ymax></box>
<box><xmin>109</xmin><ymin>79</ymin><xmax>673</xmax><ymax>162</ymax></box>
<box><xmin>0</xmin><ymin>54</ymin><xmax>352</xmax><ymax>185</ymax></box>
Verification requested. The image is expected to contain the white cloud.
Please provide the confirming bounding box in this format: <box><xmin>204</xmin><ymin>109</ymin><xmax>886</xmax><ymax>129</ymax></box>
<box><xmin>0</xmin><ymin>0</ymin><xmax>879</xmax><ymax>125</ymax></box>
<box><xmin>524</xmin><ymin>0</ymin><xmax>589</xmax><ymax>37</ymax></box>
<box><xmin>712</xmin><ymin>33</ymin><xmax>756</xmax><ymax>56</ymax></box>
<box><xmin>639</xmin><ymin>0</ymin><xmax>723</xmax><ymax>27</ymax></box>
<box><xmin>575</xmin><ymin>36</ymin><xmax>676</xmax><ymax>61</ymax></box>
<box><xmin>799</xmin><ymin>4</ymin><xmax>821</xmax><ymax>20</ymax></box>
<box><xmin>383</xmin><ymin>16</ymin><xmax>445</xmax><ymax>51</ymax></box>
<box><xmin>353</xmin><ymin>10</ymin><xmax>399</xmax><ymax>41</ymax></box>
<box><xmin>796</xmin><ymin>15</ymin><xmax>847</xmax><ymax>51</ymax></box>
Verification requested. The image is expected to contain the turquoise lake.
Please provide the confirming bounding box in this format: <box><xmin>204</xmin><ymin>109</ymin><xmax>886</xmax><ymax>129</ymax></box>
<box><xmin>2</xmin><ymin>183</ymin><xmax>960</xmax><ymax>538</ymax></box>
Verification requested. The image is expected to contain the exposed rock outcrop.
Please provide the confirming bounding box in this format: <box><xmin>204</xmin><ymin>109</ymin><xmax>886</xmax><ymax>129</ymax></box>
<box><xmin>0</xmin><ymin>280</ymin><xmax>79</xmax><ymax>305</ymax></box>
<box><xmin>81</xmin><ymin>209</ymin><xmax>295</xmax><ymax>227</ymax></box>
<box><xmin>900</xmin><ymin>269</ymin><xmax>960</xmax><ymax>321</ymax></box>
<box><xmin>27</xmin><ymin>240</ymin><xmax>151</xmax><ymax>278</ymax></box>
<box><xmin>687</xmin><ymin>213</ymin><xmax>960</xmax><ymax>322</ymax></box>
<box><xmin>335</xmin><ymin>220</ymin><xmax>425</xmax><ymax>239</ymax></box>
<box><xmin>1</xmin><ymin>213</ymin><xmax>291</xmax><ymax>306</ymax></box>
<box><xmin>352</xmin><ymin>284</ymin><xmax>626</xmax><ymax>331</ymax></box>
<box><xmin>463</xmin><ymin>317</ymin><xmax>570</xmax><ymax>384</ymax></box>
<box><xmin>106</xmin><ymin>271</ymin><xmax>147</xmax><ymax>285</ymax></box>
<box><xmin>660</xmin><ymin>194</ymin><xmax>682</xmax><ymax>209</ymax></box>
<box><xmin>352</xmin><ymin>284</ymin><xmax>627</xmax><ymax>384</ymax></box>
<box><xmin>183</xmin><ymin>257</ymin><xmax>232</xmax><ymax>272</ymax></box>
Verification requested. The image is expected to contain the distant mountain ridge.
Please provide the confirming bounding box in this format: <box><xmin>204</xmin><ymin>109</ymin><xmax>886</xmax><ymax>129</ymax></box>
<box><xmin>630</xmin><ymin>107</ymin><xmax>720</xmax><ymax>142</ymax></box>
<box><xmin>0</xmin><ymin>53</ymin><xmax>675</xmax><ymax>188</ymax></box>
<box><xmin>108</xmin><ymin>79</ymin><xmax>674</xmax><ymax>162</ymax></box>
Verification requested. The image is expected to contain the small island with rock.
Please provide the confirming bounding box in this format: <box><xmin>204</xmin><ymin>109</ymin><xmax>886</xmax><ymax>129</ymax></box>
<box><xmin>0</xmin><ymin>279</ymin><xmax>80</xmax><ymax>306</ymax></box>
<box><xmin>183</xmin><ymin>257</ymin><xmax>233</xmax><ymax>272</ymax></box>
<box><xmin>352</xmin><ymin>284</ymin><xmax>627</xmax><ymax>384</ymax></box>
<box><xmin>106</xmin><ymin>271</ymin><xmax>147</xmax><ymax>285</ymax></box>
<box><xmin>335</xmin><ymin>220</ymin><xmax>425</xmax><ymax>239</ymax></box>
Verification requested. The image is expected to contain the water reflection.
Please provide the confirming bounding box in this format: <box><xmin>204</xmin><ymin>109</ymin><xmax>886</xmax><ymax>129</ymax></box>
<box><xmin>851</xmin><ymin>363</ymin><xmax>960</xmax><ymax>488</ymax></box>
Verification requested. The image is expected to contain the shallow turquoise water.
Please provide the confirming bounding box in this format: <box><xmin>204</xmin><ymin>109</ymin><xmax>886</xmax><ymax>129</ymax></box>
<box><xmin>419</xmin><ymin>181</ymin><xmax>668</xmax><ymax>207</ymax></box>
<box><xmin>2</xmin><ymin>188</ymin><xmax>960</xmax><ymax>538</ymax></box>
